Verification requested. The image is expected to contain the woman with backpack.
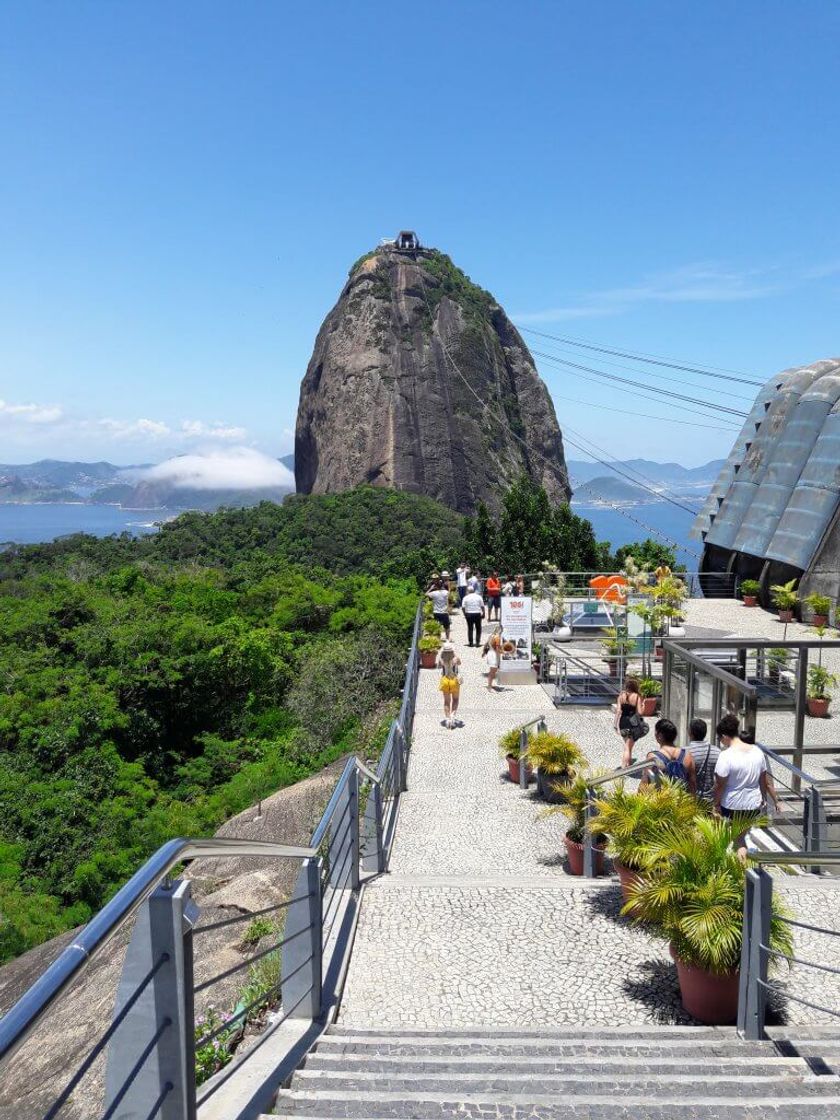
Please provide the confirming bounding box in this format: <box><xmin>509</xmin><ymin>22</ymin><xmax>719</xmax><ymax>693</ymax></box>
<box><xmin>436</xmin><ymin>640</ymin><xmax>462</xmax><ymax>730</ymax></box>
<box><xmin>614</xmin><ymin>675</ymin><xmax>645</xmax><ymax>770</ymax></box>
<box><xmin>641</xmin><ymin>717</ymin><xmax>697</xmax><ymax>795</ymax></box>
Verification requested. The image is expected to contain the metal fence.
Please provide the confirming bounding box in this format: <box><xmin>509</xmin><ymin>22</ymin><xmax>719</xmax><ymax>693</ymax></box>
<box><xmin>0</xmin><ymin>603</ymin><xmax>423</xmax><ymax>1120</ymax></box>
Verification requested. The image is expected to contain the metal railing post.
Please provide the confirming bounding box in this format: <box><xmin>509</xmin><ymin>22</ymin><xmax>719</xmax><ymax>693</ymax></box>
<box><xmin>737</xmin><ymin>869</ymin><xmax>754</xmax><ymax>1035</ymax></box>
<box><xmin>805</xmin><ymin>786</ymin><xmax>824</xmax><ymax>876</ymax></box>
<box><xmin>393</xmin><ymin>723</ymin><xmax>406</xmax><ymax>793</ymax></box>
<box><xmin>743</xmin><ymin>866</ymin><xmax>772</xmax><ymax>1040</ymax></box>
<box><xmin>281</xmin><ymin>858</ymin><xmax>322</xmax><ymax>1020</ymax></box>
<box><xmin>348</xmin><ymin>764</ymin><xmax>361</xmax><ymax>891</ymax></box>
<box><xmin>105</xmin><ymin>879</ymin><xmax>198</xmax><ymax>1120</ymax></box>
<box><xmin>583</xmin><ymin>787</ymin><xmax>596</xmax><ymax>878</ymax></box>
<box><xmin>519</xmin><ymin>728</ymin><xmax>529</xmax><ymax>789</ymax></box>
<box><xmin>361</xmin><ymin>780</ymin><xmax>385</xmax><ymax>874</ymax></box>
<box><xmin>792</xmin><ymin>647</ymin><xmax>808</xmax><ymax>793</ymax></box>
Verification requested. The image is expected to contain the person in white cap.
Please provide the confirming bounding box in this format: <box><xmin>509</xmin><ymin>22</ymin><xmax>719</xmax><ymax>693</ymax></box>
<box><xmin>436</xmin><ymin>640</ymin><xmax>462</xmax><ymax>729</ymax></box>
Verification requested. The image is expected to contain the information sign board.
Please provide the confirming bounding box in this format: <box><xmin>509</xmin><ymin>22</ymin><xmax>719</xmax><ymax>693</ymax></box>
<box><xmin>500</xmin><ymin>596</ymin><xmax>533</xmax><ymax>666</ymax></box>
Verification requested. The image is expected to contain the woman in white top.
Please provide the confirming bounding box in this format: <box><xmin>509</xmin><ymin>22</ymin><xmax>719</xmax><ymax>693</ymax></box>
<box><xmin>713</xmin><ymin>714</ymin><xmax>779</xmax><ymax>855</ymax></box>
<box><xmin>426</xmin><ymin>579</ymin><xmax>451</xmax><ymax>638</ymax></box>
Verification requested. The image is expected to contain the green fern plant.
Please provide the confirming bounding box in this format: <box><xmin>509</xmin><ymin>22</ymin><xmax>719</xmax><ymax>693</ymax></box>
<box><xmin>623</xmin><ymin>815</ymin><xmax>793</xmax><ymax>975</ymax></box>
<box><xmin>525</xmin><ymin>731</ymin><xmax>584</xmax><ymax>776</ymax></box>
<box><xmin>770</xmin><ymin>578</ymin><xmax>799</xmax><ymax>611</ymax></box>
<box><xmin>541</xmin><ymin>770</ymin><xmax>610</xmax><ymax>842</ymax></box>
<box><xmin>499</xmin><ymin>726</ymin><xmax>530</xmax><ymax>758</ymax></box>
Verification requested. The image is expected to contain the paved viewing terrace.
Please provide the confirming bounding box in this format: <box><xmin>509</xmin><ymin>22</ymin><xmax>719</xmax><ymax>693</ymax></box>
<box><xmin>339</xmin><ymin>601</ymin><xmax>840</xmax><ymax>1031</ymax></box>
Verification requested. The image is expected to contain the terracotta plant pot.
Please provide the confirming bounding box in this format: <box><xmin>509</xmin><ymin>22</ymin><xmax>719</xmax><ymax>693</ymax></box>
<box><xmin>807</xmin><ymin>697</ymin><xmax>831</xmax><ymax>718</ymax></box>
<box><xmin>537</xmin><ymin>770</ymin><xmax>569</xmax><ymax>803</ymax></box>
<box><xmin>506</xmin><ymin>755</ymin><xmax>533</xmax><ymax>784</ymax></box>
<box><xmin>743</xmin><ymin>595</ymin><xmax>757</xmax><ymax>607</ymax></box>
<box><xmin>613</xmin><ymin>858</ymin><xmax>642</xmax><ymax>902</ymax></box>
<box><xmin>778</xmin><ymin>609</ymin><xmax>794</xmax><ymax>623</ymax></box>
<box><xmin>812</xmin><ymin>614</ymin><xmax>828</xmax><ymax>627</ymax></box>
<box><xmin>564</xmin><ymin>833</ymin><xmax>606</xmax><ymax>876</ymax></box>
<box><xmin>641</xmin><ymin>697</ymin><xmax>658</xmax><ymax>717</ymax></box>
<box><xmin>671</xmin><ymin>946</ymin><xmax>739</xmax><ymax>1024</ymax></box>
<box><xmin>420</xmin><ymin>650</ymin><xmax>438</xmax><ymax>669</ymax></box>
<box><xmin>654</xmin><ymin>645</ymin><xmax>664</xmax><ymax>661</ymax></box>
<box><xmin>605</xmin><ymin>658</ymin><xmax>619</xmax><ymax>676</ymax></box>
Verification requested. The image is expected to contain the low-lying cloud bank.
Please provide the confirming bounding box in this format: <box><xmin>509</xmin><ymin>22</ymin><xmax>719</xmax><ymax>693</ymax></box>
<box><xmin>132</xmin><ymin>447</ymin><xmax>295</xmax><ymax>491</ymax></box>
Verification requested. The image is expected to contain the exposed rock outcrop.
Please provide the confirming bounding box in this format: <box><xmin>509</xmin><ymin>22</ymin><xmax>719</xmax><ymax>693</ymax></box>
<box><xmin>295</xmin><ymin>245</ymin><xmax>570</xmax><ymax>515</ymax></box>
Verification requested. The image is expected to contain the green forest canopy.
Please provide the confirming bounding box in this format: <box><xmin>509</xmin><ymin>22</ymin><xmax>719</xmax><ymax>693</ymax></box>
<box><xmin>0</xmin><ymin>483</ymin><xmax>664</xmax><ymax>962</ymax></box>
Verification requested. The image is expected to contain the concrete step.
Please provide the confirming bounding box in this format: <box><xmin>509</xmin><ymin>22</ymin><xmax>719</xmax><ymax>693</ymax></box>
<box><xmin>315</xmin><ymin>1035</ymin><xmax>780</xmax><ymax>1059</ymax></box>
<box><xmin>301</xmin><ymin>1053</ymin><xmax>807</xmax><ymax>1076</ymax></box>
<box><xmin>271</xmin><ymin>1088</ymin><xmax>840</xmax><ymax>1118</ymax></box>
<box><xmin>328</xmin><ymin>1024</ymin><xmax>741</xmax><ymax>1039</ymax></box>
<box><xmin>285</xmin><ymin>1073</ymin><xmax>839</xmax><ymax>1098</ymax></box>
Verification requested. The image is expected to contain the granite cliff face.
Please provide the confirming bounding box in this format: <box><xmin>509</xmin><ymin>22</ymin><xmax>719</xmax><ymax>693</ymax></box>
<box><xmin>294</xmin><ymin>245</ymin><xmax>570</xmax><ymax>515</ymax></box>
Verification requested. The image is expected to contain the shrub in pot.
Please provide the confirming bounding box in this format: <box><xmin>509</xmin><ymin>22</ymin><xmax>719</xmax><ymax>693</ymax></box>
<box><xmin>588</xmin><ymin>780</ymin><xmax>702</xmax><ymax>901</ymax></box>
<box><xmin>739</xmin><ymin>579</ymin><xmax>761</xmax><ymax>607</ymax></box>
<box><xmin>418</xmin><ymin>634</ymin><xmax>441</xmax><ymax>669</ymax></box>
<box><xmin>766</xmin><ymin>647</ymin><xmax>791</xmax><ymax>688</ymax></box>
<box><xmin>804</xmin><ymin>591</ymin><xmax>832</xmax><ymax>628</ymax></box>
<box><xmin>499</xmin><ymin>726</ymin><xmax>533</xmax><ymax>784</ymax></box>
<box><xmin>807</xmin><ymin>662</ymin><xmax>837</xmax><ymax>717</ymax></box>
<box><xmin>600</xmin><ymin>628</ymin><xmax>635</xmax><ymax>676</ymax></box>
<box><xmin>770</xmin><ymin>578</ymin><xmax>798</xmax><ymax>623</ymax></box>
<box><xmin>542</xmin><ymin>772</ymin><xmax>608</xmax><ymax>875</ymax></box>
<box><xmin>526</xmin><ymin>731</ymin><xmax>584</xmax><ymax>802</ymax></box>
<box><xmin>638</xmin><ymin>677</ymin><xmax>661</xmax><ymax>716</ymax></box>
<box><xmin>623</xmin><ymin>815</ymin><xmax>793</xmax><ymax>1023</ymax></box>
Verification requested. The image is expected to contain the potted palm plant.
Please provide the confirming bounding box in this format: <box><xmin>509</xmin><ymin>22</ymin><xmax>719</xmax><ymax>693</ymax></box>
<box><xmin>638</xmin><ymin>677</ymin><xmax>661</xmax><ymax>716</ymax></box>
<box><xmin>587</xmin><ymin>780</ymin><xmax>702</xmax><ymax>900</ymax></box>
<box><xmin>600</xmin><ymin>628</ymin><xmax>635</xmax><ymax>677</ymax></box>
<box><xmin>739</xmin><ymin>579</ymin><xmax>761</xmax><ymax>607</ymax></box>
<box><xmin>418</xmin><ymin>633</ymin><xmax>441</xmax><ymax>669</ymax></box>
<box><xmin>804</xmin><ymin>591</ymin><xmax>831</xmax><ymax>628</ymax></box>
<box><xmin>526</xmin><ymin>731</ymin><xmax>584</xmax><ymax>802</ymax></box>
<box><xmin>770</xmin><ymin>578</ymin><xmax>799</xmax><ymax>623</ymax></box>
<box><xmin>624</xmin><ymin>815</ymin><xmax>793</xmax><ymax>1024</ymax></box>
<box><xmin>807</xmin><ymin>663</ymin><xmax>837</xmax><ymax>717</ymax></box>
<box><xmin>499</xmin><ymin>727</ymin><xmax>533</xmax><ymax>784</ymax></box>
<box><xmin>542</xmin><ymin>772</ymin><xmax>609</xmax><ymax>876</ymax></box>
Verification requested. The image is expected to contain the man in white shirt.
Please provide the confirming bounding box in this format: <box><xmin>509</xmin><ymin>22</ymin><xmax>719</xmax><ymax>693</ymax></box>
<box><xmin>461</xmin><ymin>588</ymin><xmax>485</xmax><ymax>648</ymax></box>
<box><xmin>713</xmin><ymin>713</ymin><xmax>779</xmax><ymax>857</ymax></box>
<box><xmin>456</xmin><ymin>563</ymin><xmax>470</xmax><ymax>606</ymax></box>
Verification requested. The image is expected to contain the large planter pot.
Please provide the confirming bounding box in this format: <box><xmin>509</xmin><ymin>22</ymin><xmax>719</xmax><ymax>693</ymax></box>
<box><xmin>564</xmin><ymin>833</ymin><xmax>607</xmax><ymax>876</ymax></box>
<box><xmin>552</xmin><ymin>625</ymin><xmax>572</xmax><ymax>642</ymax></box>
<box><xmin>605</xmin><ymin>658</ymin><xmax>620</xmax><ymax>677</ymax></box>
<box><xmin>671</xmin><ymin>946</ymin><xmax>739</xmax><ymax>1024</ymax></box>
<box><xmin>743</xmin><ymin>595</ymin><xmax>757</xmax><ymax>608</ymax></box>
<box><xmin>807</xmin><ymin>697</ymin><xmax>831</xmax><ymax>718</ymax></box>
<box><xmin>506</xmin><ymin>755</ymin><xmax>533</xmax><ymax>784</ymax></box>
<box><xmin>812</xmin><ymin>614</ymin><xmax>828</xmax><ymax>628</ymax></box>
<box><xmin>778</xmin><ymin>609</ymin><xmax>794</xmax><ymax>623</ymax></box>
<box><xmin>613</xmin><ymin>858</ymin><xmax>642</xmax><ymax>902</ymax></box>
<box><xmin>420</xmin><ymin>650</ymin><xmax>438</xmax><ymax>669</ymax></box>
<box><xmin>641</xmin><ymin>697</ymin><xmax>659</xmax><ymax>717</ymax></box>
<box><xmin>537</xmin><ymin>770</ymin><xmax>569</xmax><ymax>803</ymax></box>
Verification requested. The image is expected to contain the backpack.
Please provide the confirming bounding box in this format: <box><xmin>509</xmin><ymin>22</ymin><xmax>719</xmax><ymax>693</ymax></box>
<box><xmin>654</xmin><ymin>748</ymin><xmax>688</xmax><ymax>787</ymax></box>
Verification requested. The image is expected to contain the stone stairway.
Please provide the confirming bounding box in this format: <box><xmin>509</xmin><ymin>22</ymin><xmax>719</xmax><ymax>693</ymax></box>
<box><xmin>269</xmin><ymin>1024</ymin><xmax>840</xmax><ymax>1117</ymax></box>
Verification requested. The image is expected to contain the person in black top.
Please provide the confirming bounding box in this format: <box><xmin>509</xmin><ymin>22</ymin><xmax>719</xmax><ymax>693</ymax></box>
<box><xmin>614</xmin><ymin>675</ymin><xmax>643</xmax><ymax>769</ymax></box>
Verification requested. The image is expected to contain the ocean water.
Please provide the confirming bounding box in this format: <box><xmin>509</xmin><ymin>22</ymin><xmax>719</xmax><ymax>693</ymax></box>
<box><xmin>571</xmin><ymin>501</ymin><xmax>701</xmax><ymax>569</ymax></box>
<box><xmin>0</xmin><ymin>504</ymin><xmax>171</xmax><ymax>545</ymax></box>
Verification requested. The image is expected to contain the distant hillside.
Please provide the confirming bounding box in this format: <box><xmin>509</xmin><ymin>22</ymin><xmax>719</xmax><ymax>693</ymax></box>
<box><xmin>90</xmin><ymin>480</ymin><xmax>294</xmax><ymax>511</ymax></box>
<box><xmin>567</xmin><ymin>458</ymin><xmax>724</xmax><ymax>493</ymax></box>
<box><xmin>0</xmin><ymin>460</ymin><xmax>128</xmax><ymax>493</ymax></box>
<box><xmin>573</xmin><ymin>476</ymin><xmax>650</xmax><ymax>504</ymax></box>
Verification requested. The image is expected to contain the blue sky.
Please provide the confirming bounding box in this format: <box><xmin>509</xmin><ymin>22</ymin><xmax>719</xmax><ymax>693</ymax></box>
<box><xmin>1</xmin><ymin>0</ymin><xmax>839</xmax><ymax>469</ymax></box>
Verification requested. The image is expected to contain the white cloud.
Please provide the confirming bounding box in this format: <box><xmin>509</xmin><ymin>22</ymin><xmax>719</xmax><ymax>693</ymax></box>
<box><xmin>180</xmin><ymin>419</ymin><xmax>247</xmax><ymax>441</ymax></box>
<box><xmin>0</xmin><ymin>399</ymin><xmax>63</xmax><ymax>424</ymax></box>
<box><xmin>134</xmin><ymin>447</ymin><xmax>294</xmax><ymax>491</ymax></box>
<box><xmin>96</xmin><ymin>417</ymin><xmax>172</xmax><ymax>439</ymax></box>
<box><xmin>514</xmin><ymin>263</ymin><xmax>779</xmax><ymax>324</ymax></box>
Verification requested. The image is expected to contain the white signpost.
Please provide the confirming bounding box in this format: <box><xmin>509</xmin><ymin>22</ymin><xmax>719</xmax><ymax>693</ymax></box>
<box><xmin>499</xmin><ymin>596</ymin><xmax>536</xmax><ymax>685</ymax></box>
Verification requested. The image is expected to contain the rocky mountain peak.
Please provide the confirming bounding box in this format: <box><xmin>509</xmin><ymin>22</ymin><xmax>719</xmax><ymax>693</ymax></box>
<box><xmin>294</xmin><ymin>241</ymin><xmax>570</xmax><ymax>515</ymax></box>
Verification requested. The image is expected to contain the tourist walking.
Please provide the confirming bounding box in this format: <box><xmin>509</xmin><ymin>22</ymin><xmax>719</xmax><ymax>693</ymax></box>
<box><xmin>485</xmin><ymin>571</ymin><xmax>502</xmax><ymax>621</ymax></box>
<box><xmin>687</xmin><ymin>717</ymin><xmax>719</xmax><ymax>803</ymax></box>
<box><xmin>714</xmin><ymin>714</ymin><xmax>780</xmax><ymax>855</ymax></box>
<box><xmin>484</xmin><ymin>626</ymin><xmax>502</xmax><ymax>691</ymax></box>
<box><xmin>642</xmin><ymin>718</ymin><xmax>696</xmax><ymax>794</ymax></box>
<box><xmin>514</xmin><ymin>574</ymin><xmax>525</xmax><ymax>596</ymax></box>
<box><xmin>426</xmin><ymin>578</ymin><xmax>451</xmax><ymax>639</ymax></box>
<box><xmin>614</xmin><ymin>675</ymin><xmax>645</xmax><ymax>769</ymax></box>
<box><xmin>456</xmin><ymin>562</ymin><xmax>469</xmax><ymax>605</ymax></box>
<box><xmin>502</xmin><ymin>575</ymin><xmax>514</xmax><ymax>597</ymax></box>
<box><xmin>462</xmin><ymin>584</ymin><xmax>485</xmax><ymax>647</ymax></box>
<box><xmin>437</xmin><ymin>640</ymin><xmax>462</xmax><ymax>730</ymax></box>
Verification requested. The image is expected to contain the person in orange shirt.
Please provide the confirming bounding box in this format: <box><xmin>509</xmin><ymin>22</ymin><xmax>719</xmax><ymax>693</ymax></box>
<box><xmin>485</xmin><ymin>571</ymin><xmax>502</xmax><ymax>621</ymax></box>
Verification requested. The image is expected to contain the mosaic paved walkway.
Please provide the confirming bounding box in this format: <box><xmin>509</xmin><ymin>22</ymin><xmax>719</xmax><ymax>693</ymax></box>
<box><xmin>338</xmin><ymin>608</ymin><xmax>840</xmax><ymax>1029</ymax></box>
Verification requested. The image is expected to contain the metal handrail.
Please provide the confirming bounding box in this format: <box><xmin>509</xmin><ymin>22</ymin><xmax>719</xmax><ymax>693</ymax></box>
<box><xmin>0</xmin><ymin>838</ymin><xmax>316</xmax><ymax>1065</ymax></box>
<box><xmin>587</xmin><ymin>758</ymin><xmax>653</xmax><ymax>788</ymax></box>
<box><xmin>746</xmin><ymin>847</ymin><xmax>840</xmax><ymax>867</ymax></box>
<box><xmin>756</xmin><ymin>743</ymin><xmax>820</xmax><ymax>787</ymax></box>
<box><xmin>311</xmin><ymin>756</ymin><xmax>360</xmax><ymax>849</ymax></box>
